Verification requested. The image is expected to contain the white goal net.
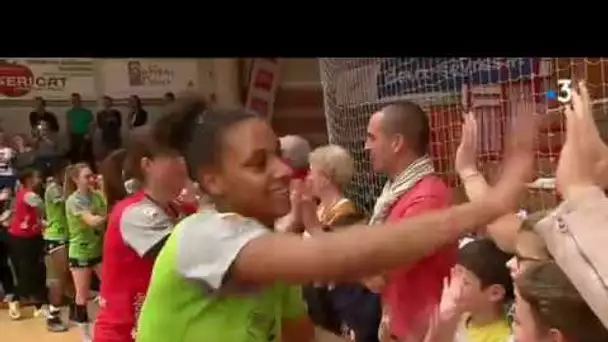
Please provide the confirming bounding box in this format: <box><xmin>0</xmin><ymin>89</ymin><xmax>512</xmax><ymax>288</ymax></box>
<box><xmin>319</xmin><ymin>58</ymin><xmax>608</xmax><ymax>213</ymax></box>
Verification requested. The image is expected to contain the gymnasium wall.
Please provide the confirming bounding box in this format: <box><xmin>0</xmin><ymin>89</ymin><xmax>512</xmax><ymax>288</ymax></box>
<box><xmin>0</xmin><ymin>59</ymin><xmax>217</xmax><ymax>152</ymax></box>
<box><xmin>272</xmin><ymin>58</ymin><xmax>328</xmax><ymax>147</ymax></box>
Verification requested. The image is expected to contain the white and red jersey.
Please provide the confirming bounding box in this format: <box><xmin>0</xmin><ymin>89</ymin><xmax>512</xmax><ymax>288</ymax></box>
<box><xmin>9</xmin><ymin>187</ymin><xmax>42</xmax><ymax>238</ymax></box>
<box><xmin>94</xmin><ymin>191</ymin><xmax>193</xmax><ymax>342</ymax></box>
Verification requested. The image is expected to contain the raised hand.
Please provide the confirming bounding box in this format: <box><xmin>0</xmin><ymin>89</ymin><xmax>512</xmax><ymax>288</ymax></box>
<box><xmin>294</xmin><ymin>179</ymin><xmax>325</xmax><ymax>233</ymax></box>
<box><xmin>573</xmin><ymin>81</ymin><xmax>608</xmax><ymax>188</ymax></box>
<box><xmin>438</xmin><ymin>268</ymin><xmax>466</xmax><ymax>319</ymax></box>
<box><xmin>557</xmin><ymin>81</ymin><xmax>598</xmax><ymax>200</ymax></box>
<box><xmin>455</xmin><ymin>112</ymin><xmax>479</xmax><ymax>177</ymax></box>
<box><xmin>484</xmin><ymin>109</ymin><xmax>537</xmax><ymax>214</ymax></box>
<box><xmin>422</xmin><ymin>269</ymin><xmax>466</xmax><ymax>342</ymax></box>
<box><xmin>289</xmin><ymin>179</ymin><xmax>323</xmax><ymax>234</ymax></box>
<box><xmin>274</xmin><ymin>179</ymin><xmax>304</xmax><ymax>233</ymax></box>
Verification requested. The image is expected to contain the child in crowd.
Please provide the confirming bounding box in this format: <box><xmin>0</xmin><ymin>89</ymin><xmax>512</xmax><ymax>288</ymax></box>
<box><xmin>426</xmin><ymin>239</ymin><xmax>514</xmax><ymax>342</ymax></box>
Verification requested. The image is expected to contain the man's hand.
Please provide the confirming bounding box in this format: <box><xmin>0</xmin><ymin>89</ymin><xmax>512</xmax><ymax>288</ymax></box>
<box><xmin>482</xmin><ymin>109</ymin><xmax>536</xmax><ymax>216</ymax></box>
<box><xmin>455</xmin><ymin>112</ymin><xmax>479</xmax><ymax>178</ymax></box>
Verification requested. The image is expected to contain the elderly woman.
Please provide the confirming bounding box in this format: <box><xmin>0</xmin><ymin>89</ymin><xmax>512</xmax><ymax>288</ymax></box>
<box><xmin>303</xmin><ymin>145</ymin><xmax>381</xmax><ymax>342</ymax></box>
<box><xmin>306</xmin><ymin>144</ymin><xmax>362</xmax><ymax>232</ymax></box>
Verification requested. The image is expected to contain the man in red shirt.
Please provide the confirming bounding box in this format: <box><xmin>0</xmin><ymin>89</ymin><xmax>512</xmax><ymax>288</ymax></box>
<box><xmin>364</xmin><ymin>100</ymin><xmax>457</xmax><ymax>342</ymax></box>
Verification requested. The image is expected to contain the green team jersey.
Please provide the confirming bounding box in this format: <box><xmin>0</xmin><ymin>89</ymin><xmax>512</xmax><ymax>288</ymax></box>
<box><xmin>43</xmin><ymin>182</ymin><xmax>68</xmax><ymax>241</ymax></box>
<box><xmin>65</xmin><ymin>190</ymin><xmax>107</xmax><ymax>260</ymax></box>
<box><xmin>136</xmin><ymin>211</ymin><xmax>306</xmax><ymax>342</ymax></box>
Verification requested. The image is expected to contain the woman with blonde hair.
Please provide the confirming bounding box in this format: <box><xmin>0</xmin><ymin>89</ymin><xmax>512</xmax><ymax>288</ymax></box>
<box><xmin>304</xmin><ymin>144</ymin><xmax>382</xmax><ymax>342</ymax></box>
<box><xmin>64</xmin><ymin>162</ymin><xmax>107</xmax><ymax>341</ymax></box>
<box><xmin>306</xmin><ymin>144</ymin><xmax>363</xmax><ymax>232</ymax></box>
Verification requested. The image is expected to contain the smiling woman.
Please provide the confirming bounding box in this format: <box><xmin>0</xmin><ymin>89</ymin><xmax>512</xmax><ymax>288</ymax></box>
<box><xmin>128</xmin><ymin>88</ymin><xmax>536</xmax><ymax>342</ymax></box>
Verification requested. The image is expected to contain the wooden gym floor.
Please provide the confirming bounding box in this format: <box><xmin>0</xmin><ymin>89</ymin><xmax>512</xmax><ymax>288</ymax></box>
<box><xmin>0</xmin><ymin>303</ymin><xmax>345</xmax><ymax>342</ymax></box>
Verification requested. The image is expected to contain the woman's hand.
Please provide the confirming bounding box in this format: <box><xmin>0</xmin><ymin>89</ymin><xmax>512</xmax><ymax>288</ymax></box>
<box><xmin>557</xmin><ymin>81</ymin><xmax>602</xmax><ymax>201</ymax></box>
<box><xmin>571</xmin><ymin>81</ymin><xmax>608</xmax><ymax>188</ymax></box>
<box><xmin>292</xmin><ymin>179</ymin><xmax>324</xmax><ymax>234</ymax></box>
<box><xmin>455</xmin><ymin>112</ymin><xmax>479</xmax><ymax>178</ymax></box>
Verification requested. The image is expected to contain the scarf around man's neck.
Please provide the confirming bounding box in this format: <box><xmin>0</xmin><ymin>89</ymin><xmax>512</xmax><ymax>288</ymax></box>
<box><xmin>369</xmin><ymin>155</ymin><xmax>435</xmax><ymax>225</ymax></box>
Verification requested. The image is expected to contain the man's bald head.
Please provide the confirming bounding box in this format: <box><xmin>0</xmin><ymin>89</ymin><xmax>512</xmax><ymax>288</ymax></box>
<box><xmin>279</xmin><ymin>135</ymin><xmax>311</xmax><ymax>169</ymax></box>
<box><xmin>379</xmin><ymin>100</ymin><xmax>430</xmax><ymax>156</ymax></box>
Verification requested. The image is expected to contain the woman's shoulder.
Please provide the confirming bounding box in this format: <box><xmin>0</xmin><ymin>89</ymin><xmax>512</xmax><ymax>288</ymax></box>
<box><xmin>330</xmin><ymin>199</ymin><xmax>366</xmax><ymax>227</ymax></box>
<box><xmin>92</xmin><ymin>190</ymin><xmax>105</xmax><ymax>200</ymax></box>
<box><xmin>174</xmin><ymin>211</ymin><xmax>269</xmax><ymax>246</ymax></box>
<box><xmin>65</xmin><ymin>192</ymin><xmax>83</xmax><ymax>207</ymax></box>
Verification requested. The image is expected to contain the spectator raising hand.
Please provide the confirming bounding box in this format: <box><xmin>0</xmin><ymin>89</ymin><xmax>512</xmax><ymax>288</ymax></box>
<box><xmin>423</xmin><ymin>269</ymin><xmax>467</xmax><ymax>342</ymax></box>
<box><xmin>556</xmin><ymin>80</ymin><xmax>605</xmax><ymax>201</ymax></box>
<box><xmin>437</xmin><ymin>268</ymin><xmax>466</xmax><ymax>320</ymax></box>
<box><xmin>538</xmin><ymin>79</ymin><xmax>608</xmax><ymax>330</ymax></box>
<box><xmin>455</xmin><ymin>112</ymin><xmax>479</xmax><ymax>178</ymax></box>
<box><xmin>486</xmin><ymin>107</ymin><xmax>537</xmax><ymax>214</ymax></box>
<box><xmin>291</xmin><ymin>178</ymin><xmax>324</xmax><ymax>234</ymax></box>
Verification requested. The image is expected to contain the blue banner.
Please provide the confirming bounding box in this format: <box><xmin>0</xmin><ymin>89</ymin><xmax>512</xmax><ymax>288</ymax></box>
<box><xmin>376</xmin><ymin>58</ymin><xmax>537</xmax><ymax>100</ymax></box>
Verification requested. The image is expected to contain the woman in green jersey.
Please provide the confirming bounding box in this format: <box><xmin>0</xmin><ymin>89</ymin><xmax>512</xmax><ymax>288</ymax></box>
<box><xmin>64</xmin><ymin>162</ymin><xmax>107</xmax><ymax>340</ymax></box>
<box><xmin>43</xmin><ymin>162</ymin><xmax>71</xmax><ymax>332</ymax></box>
<box><xmin>136</xmin><ymin>98</ymin><xmax>534</xmax><ymax>342</ymax></box>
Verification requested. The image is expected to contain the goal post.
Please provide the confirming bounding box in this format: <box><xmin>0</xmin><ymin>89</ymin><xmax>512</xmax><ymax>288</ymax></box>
<box><xmin>319</xmin><ymin>58</ymin><xmax>608</xmax><ymax>213</ymax></box>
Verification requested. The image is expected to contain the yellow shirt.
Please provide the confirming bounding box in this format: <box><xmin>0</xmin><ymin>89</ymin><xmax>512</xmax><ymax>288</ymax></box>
<box><xmin>456</xmin><ymin>315</ymin><xmax>513</xmax><ymax>342</ymax></box>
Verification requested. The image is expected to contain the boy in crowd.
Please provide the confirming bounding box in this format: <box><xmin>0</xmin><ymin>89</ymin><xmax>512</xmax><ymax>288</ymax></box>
<box><xmin>425</xmin><ymin>239</ymin><xmax>514</xmax><ymax>342</ymax></box>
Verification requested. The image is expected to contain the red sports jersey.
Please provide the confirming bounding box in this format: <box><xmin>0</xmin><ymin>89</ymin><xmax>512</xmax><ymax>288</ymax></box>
<box><xmin>94</xmin><ymin>191</ymin><xmax>189</xmax><ymax>342</ymax></box>
<box><xmin>8</xmin><ymin>187</ymin><xmax>42</xmax><ymax>238</ymax></box>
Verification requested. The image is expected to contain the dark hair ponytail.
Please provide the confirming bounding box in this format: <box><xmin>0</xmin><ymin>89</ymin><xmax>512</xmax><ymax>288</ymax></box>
<box><xmin>100</xmin><ymin>149</ymin><xmax>129</xmax><ymax>209</ymax></box>
<box><xmin>152</xmin><ymin>95</ymin><xmax>257</xmax><ymax>181</ymax></box>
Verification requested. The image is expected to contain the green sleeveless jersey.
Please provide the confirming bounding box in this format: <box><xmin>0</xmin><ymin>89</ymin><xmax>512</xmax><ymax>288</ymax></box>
<box><xmin>43</xmin><ymin>182</ymin><xmax>68</xmax><ymax>241</ymax></box>
<box><xmin>136</xmin><ymin>211</ymin><xmax>305</xmax><ymax>342</ymax></box>
<box><xmin>65</xmin><ymin>190</ymin><xmax>107</xmax><ymax>260</ymax></box>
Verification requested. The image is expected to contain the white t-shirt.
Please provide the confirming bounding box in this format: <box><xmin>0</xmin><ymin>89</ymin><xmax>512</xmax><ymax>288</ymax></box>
<box><xmin>0</xmin><ymin>147</ymin><xmax>15</xmax><ymax>176</ymax></box>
